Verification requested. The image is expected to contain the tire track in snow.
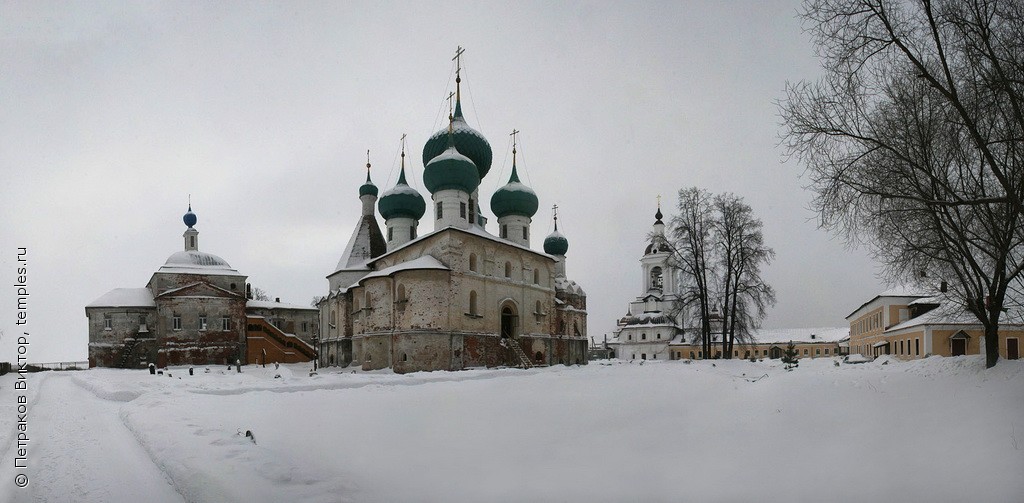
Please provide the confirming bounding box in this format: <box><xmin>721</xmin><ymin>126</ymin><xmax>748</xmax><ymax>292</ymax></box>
<box><xmin>13</xmin><ymin>374</ymin><xmax>185</xmax><ymax>503</ymax></box>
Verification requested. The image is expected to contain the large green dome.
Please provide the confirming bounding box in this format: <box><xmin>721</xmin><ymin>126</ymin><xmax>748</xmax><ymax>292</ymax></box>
<box><xmin>422</xmin><ymin>102</ymin><xmax>492</xmax><ymax>180</ymax></box>
<box><xmin>378</xmin><ymin>168</ymin><xmax>426</xmax><ymax>220</ymax></box>
<box><xmin>490</xmin><ymin>165</ymin><xmax>538</xmax><ymax>218</ymax></box>
<box><xmin>544</xmin><ymin>229</ymin><xmax>569</xmax><ymax>255</ymax></box>
<box><xmin>423</xmin><ymin>145</ymin><xmax>480</xmax><ymax>194</ymax></box>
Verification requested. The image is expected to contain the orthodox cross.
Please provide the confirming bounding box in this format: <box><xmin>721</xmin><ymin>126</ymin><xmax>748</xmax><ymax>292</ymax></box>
<box><xmin>366</xmin><ymin>149</ymin><xmax>371</xmax><ymax>173</ymax></box>
<box><xmin>400</xmin><ymin>133</ymin><xmax>407</xmax><ymax>158</ymax></box>
<box><xmin>657</xmin><ymin>194</ymin><xmax>661</xmax><ymax>208</ymax></box>
<box><xmin>510</xmin><ymin>129</ymin><xmax>519</xmax><ymax>155</ymax></box>
<box><xmin>447</xmin><ymin>91</ymin><xmax>456</xmax><ymax>118</ymax></box>
<box><xmin>552</xmin><ymin>204</ymin><xmax>559</xmax><ymax>230</ymax></box>
<box><xmin>452</xmin><ymin>45</ymin><xmax>465</xmax><ymax>74</ymax></box>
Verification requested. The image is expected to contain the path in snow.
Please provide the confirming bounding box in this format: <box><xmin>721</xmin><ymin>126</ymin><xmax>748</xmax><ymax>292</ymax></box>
<box><xmin>6</xmin><ymin>373</ymin><xmax>184</xmax><ymax>503</ymax></box>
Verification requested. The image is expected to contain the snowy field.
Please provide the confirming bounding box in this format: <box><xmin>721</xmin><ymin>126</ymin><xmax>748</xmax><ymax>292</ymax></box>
<box><xmin>1</xmin><ymin>356</ymin><xmax>1022</xmax><ymax>503</ymax></box>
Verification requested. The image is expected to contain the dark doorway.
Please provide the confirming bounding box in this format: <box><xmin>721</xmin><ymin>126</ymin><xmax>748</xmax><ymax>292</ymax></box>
<box><xmin>951</xmin><ymin>337</ymin><xmax>967</xmax><ymax>356</ymax></box>
<box><xmin>1008</xmin><ymin>338</ymin><xmax>1019</xmax><ymax>360</ymax></box>
<box><xmin>501</xmin><ymin>305</ymin><xmax>517</xmax><ymax>339</ymax></box>
<box><xmin>769</xmin><ymin>346</ymin><xmax>782</xmax><ymax>359</ymax></box>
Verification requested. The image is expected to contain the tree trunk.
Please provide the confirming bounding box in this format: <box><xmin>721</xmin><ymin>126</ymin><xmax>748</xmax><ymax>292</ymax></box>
<box><xmin>985</xmin><ymin>324</ymin><xmax>999</xmax><ymax>369</ymax></box>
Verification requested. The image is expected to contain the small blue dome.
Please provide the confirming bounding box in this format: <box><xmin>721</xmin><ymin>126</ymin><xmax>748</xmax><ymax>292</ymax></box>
<box><xmin>183</xmin><ymin>205</ymin><xmax>197</xmax><ymax>228</ymax></box>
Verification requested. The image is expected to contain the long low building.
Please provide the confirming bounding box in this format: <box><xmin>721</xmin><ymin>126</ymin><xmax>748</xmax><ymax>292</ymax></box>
<box><xmin>846</xmin><ymin>288</ymin><xmax>1022</xmax><ymax>360</ymax></box>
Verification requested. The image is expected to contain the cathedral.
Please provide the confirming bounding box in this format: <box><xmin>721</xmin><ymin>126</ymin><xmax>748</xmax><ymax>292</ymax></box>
<box><xmin>317</xmin><ymin>58</ymin><xmax>588</xmax><ymax>373</ymax></box>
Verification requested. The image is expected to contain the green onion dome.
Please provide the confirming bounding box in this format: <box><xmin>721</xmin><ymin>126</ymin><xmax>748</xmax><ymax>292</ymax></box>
<box><xmin>422</xmin><ymin>102</ymin><xmax>492</xmax><ymax>181</ymax></box>
<box><xmin>359</xmin><ymin>170</ymin><xmax>378</xmax><ymax>198</ymax></box>
<box><xmin>544</xmin><ymin>229</ymin><xmax>569</xmax><ymax>256</ymax></box>
<box><xmin>490</xmin><ymin>164</ymin><xmax>538</xmax><ymax>218</ymax></box>
<box><xmin>378</xmin><ymin>167</ymin><xmax>426</xmax><ymax>220</ymax></box>
<box><xmin>423</xmin><ymin>145</ymin><xmax>481</xmax><ymax>194</ymax></box>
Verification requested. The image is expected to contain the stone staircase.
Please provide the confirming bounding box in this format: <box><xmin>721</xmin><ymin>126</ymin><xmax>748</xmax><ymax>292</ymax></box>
<box><xmin>118</xmin><ymin>338</ymin><xmax>138</xmax><ymax>369</ymax></box>
<box><xmin>501</xmin><ymin>337</ymin><xmax>533</xmax><ymax>369</ymax></box>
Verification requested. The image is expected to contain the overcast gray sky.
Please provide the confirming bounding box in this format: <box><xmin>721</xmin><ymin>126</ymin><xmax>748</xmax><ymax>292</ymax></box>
<box><xmin>0</xmin><ymin>0</ymin><xmax>888</xmax><ymax>363</ymax></box>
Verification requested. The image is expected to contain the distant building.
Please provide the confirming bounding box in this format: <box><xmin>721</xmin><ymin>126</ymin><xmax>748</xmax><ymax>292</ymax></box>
<box><xmin>317</xmin><ymin>60</ymin><xmax>588</xmax><ymax>373</ymax></box>
<box><xmin>86</xmin><ymin>207</ymin><xmax>317</xmax><ymax>368</ymax></box>
<box><xmin>608</xmin><ymin>205</ymin><xmax>849</xmax><ymax>361</ymax></box>
<box><xmin>846</xmin><ymin>288</ymin><xmax>1021</xmax><ymax>360</ymax></box>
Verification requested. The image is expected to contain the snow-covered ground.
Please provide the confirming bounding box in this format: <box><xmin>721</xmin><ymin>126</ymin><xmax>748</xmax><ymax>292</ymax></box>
<box><xmin>1</xmin><ymin>356</ymin><xmax>1022</xmax><ymax>502</ymax></box>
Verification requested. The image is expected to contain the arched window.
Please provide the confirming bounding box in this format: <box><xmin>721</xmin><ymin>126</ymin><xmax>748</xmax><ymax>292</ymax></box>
<box><xmin>533</xmin><ymin>268</ymin><xmax>540</xmax><ymax>285</ymax></box>
<box><xmin>469</xmin><ymin>291</ymin><xmax>478</xmax><ymax>316</ymax></box>
<box><xmin>650</xmin><ymin>266</ymin><xmax>663</xmax><ymax>290</ymax></box>
<box><xmin>627</xmin><ymin>334</ymin><xmax>632</xmax><ymax>341</ymax></box>
<box><xmin>504</xmin><ymin>262</ymin><xmax>512</xmax><ymax>278</ymax></box>
<box><xmin>469</xmin><ymin>253</ymin><xmax>478</xmax><ymax>272</ymax></box>
<box><xmin>535</xmin><ymin>300</ymin><xmax>542</xmax><ymax>315</ymax></box>
<box><xmin>641</xmin><ymin>333</ymin><xmax>647</xmax><ymax>340</ymax></box>
<box><xmin>534</xmin><ymin>351</ymin><xmax>544</xmax><ymax>362</ymax></box>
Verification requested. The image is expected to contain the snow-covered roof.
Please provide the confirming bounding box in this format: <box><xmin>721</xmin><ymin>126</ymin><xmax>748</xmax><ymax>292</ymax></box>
<box><xmin>846</xmin><ymin>287</ymin><xmax>931</xmax><ymax>320</ymax></box>
<box><xmin>157</xmin><ymin>250</ymin><xmax>240</xmax><ymax>276</ymax></box>
<box><xmin>885</xmin><ymin>307</ymin><xmax>981</xmax><ymax>332</ymax></box>
<box><xmin>364</xmin><ymin>223</ymin><xmax>557</xmax><ymax>271</ymax></box>
<box><xmin>747</xmin><ymin>327</ymin><xmax>849</xmax><ymax>344</ymax></box>
<box><xmin>350</xmin><ymin>255</ymin><xmax>450</xmax><ymax>288</ymax></box>
<box><xmin>333</xmin><ymin>214</ymin><xmax>384</xmax><ymax>274</ymax></box>
<box><xmin>246</xmin><ymin>299</ymin><xmax>317</xmax><ymax>311</ymax></box>
<box><xmin>87</xmin><ymin>288</ymin><xmax>155</xmax><ymax>308</ymax></box>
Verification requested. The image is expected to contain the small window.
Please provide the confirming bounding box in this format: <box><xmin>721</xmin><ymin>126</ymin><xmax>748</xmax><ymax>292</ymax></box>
<box><xmin>523</xmin><ymin>227</ymin><xmax>528</xmax><ymax>240</ymax></box>
<box><xmin>689</xmin><ymin>351</ymin><xmax>695</xmax><ymax>359</ymax></box>
<box><xmin>173</xmin><ymin>315</ymin><xmax>182</xmax><ymax>331</ymax></box>
<box><xmin>402</xmin><ymin>353</ymin><xmax>408</xmax><ymax>362</ymax></box>
<box><xmin>535</xmin><ymin>300</ymin><xmax>542</xmax><ymax>315</ymax></box>
<box><xmin>221</xmin><ymin>316</ymin><xmax>230</xmax><ymax>331</ymax></box>
<box><xmin>410</xmin><ymin>227</ymin><xmax>416</xmax><ymax>240</ymax></box>
<box><xmin>468</xmin><ymin>199</ymin><xmax>475</xmax><ymax>223</ymax></box>
<box><xmin>656</xmin><ymin>333</ymin><xmax>661</xmax><ymax>340</ymax></box>
<box><xmin>641</xmin><ymin>333</ymin><xmax>646</xmax><ymax>340</ymax></box>
<box><xmin>199</xmin><ymin>316</ymin><xmax>207</xmax><ymax>330</ymax></box>
<box><xmin>302</xmin><ymin>322</ymin><xmax>308</xmax><ymax>332</ymax></box>
<box><xmin>388</xmin><ymin>226</ymin><xmax>393</xmax><ymax>241</ymax></box>
<box><xmin>436</xmin><ymin>202</ymin><xmax>442</xmax><ymax>220</ymax></box>
<box><xmin>628</xmin><ymin>334</ymin><xmax>632</xmax><ymax>341</ymax></box>
<box><xmin>469</xmin><ymin>291</ymin><xmax>478</xmax><ymax>316</ymax></box>
<box><xmin>803</xmin><ymin>349</ymin><xmax>808</xmax><ymax>356</ymax></box>
<box><xmin>460</xmin><ymin>202</ymin><xmax>466</xmax><ymax>218</ymax></box>
<box><xmin>504</xmin><ymin>262</ymin><xmax>512</xmax><ymax>278</ymax></box>
<box><xmin>815</xmin><ymin>348</ymin><xmax>820</xmax><ymax>355</ymax></box>
<box><xmin>824</xmin><ymin>348</ymin><xmax>830</xmax><ymax>355</ymax></box>
<box><xmin>641</xmin><ymin>353</ymin><xmax>647</xmax><ymax>360</ymax></box>
<box><xmin>189</xmin><ymin>236</ymin><xmax>196</xmax><ymax>248</ymax></box>
<box><xmin>533</xmin><ymin>268</ymin><xmax>540</xmax><ymax>284</ymax></box>
<box><xmin>230</xmin><ymin>283</ymin><xmax>236</xmax><ymax>290</ymax></box>
<box><xmin>103</xmin><ymin>314</ymin><xmax>112</xmax><ymax>330</ymax></box>
<box><xmin>501</xmin><ymin>225</ymin><xmax>507</xmax><ymax>238</ymax></box>
<box><xmin>915</xmin><ymin>338</ymin><xmax>920</xmax><ymax>356</ymax></box>
<box><xmin>469</xmin><ymin>254</ymin><xmax>478</xmax><ymax>272</ymax></box>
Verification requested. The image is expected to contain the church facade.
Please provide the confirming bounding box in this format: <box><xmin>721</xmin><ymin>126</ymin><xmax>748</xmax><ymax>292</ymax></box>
<box><xmin>317</xmin><ymin>63</ymin><xmax>588</xmax><ymax>373</ymax></box>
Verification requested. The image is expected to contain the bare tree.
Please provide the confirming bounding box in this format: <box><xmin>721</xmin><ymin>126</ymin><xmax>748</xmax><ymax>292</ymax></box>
<box><xmin>713</xmin><ymin>194</ymin><xmax>777</xmax><ymax>358</ymax></box>
<box><xmin>668</xmin><ymin>189</ymin><xmax>777</xmax><ymax>358</ymax></box>
<box><xmin>780</xmin><ymin>0</ymin><xmax>1024</xmax><ymax>367</ymax></box>
<box><xmin>669</xmin><ymin>187</ymin><xmax>717</xmax><ymax>359</ymax></box>
<box><xmin>251</xmin><ymin>287</ymin><xmax>270</xmax><ymax>302</ymax></box>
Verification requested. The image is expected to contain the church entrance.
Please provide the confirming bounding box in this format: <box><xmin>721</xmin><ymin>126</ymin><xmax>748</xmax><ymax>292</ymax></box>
<box><xmin>500</xmin><ymin>304</ymin><xmax>518</xmax><ymax>339</ymax></box>
<box><xmin>769</xmin><ymin>346</ymin><xmax>782</xmax><ymax>359</ymax></box>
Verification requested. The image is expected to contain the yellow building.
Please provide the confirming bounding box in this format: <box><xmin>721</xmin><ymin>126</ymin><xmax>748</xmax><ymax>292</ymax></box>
<box><xmin>846</xmin><ymin>289</ymin><xmax>1022</xmax><ymax>360</ymax></box>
